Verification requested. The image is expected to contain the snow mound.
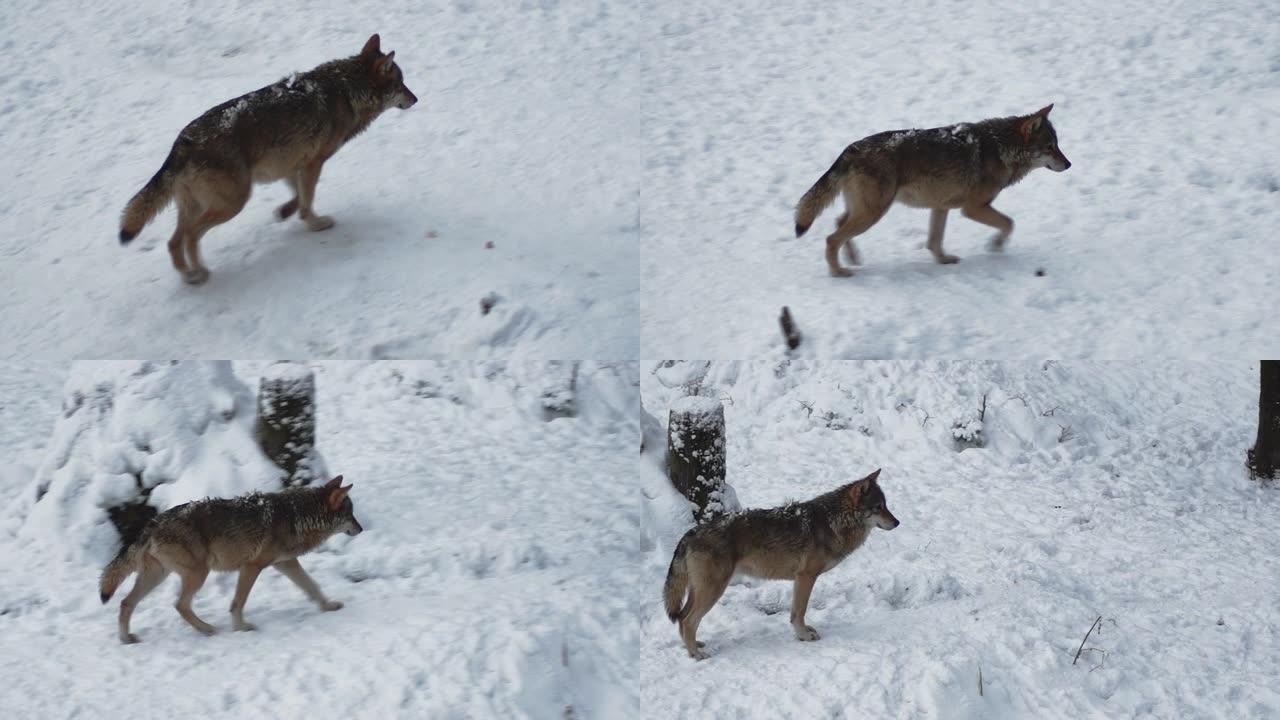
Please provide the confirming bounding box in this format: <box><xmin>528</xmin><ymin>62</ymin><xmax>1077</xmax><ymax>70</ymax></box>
<box><xmin>19</xmin><ymin>361</ymin><xmax>283</xmax><ymax>565</ymax></box>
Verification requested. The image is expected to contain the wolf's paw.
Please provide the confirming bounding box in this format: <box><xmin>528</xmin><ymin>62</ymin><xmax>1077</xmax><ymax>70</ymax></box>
<box><xmin>829</xmin><ymin>266</ymin><xmax>855</xmax><ymax>278</ymax></box>
<box><xmin>182</xmin><ymin>267</ymin><xmax>210</xmax><ymax>285</ymax></box>
<box><xmin>695</xmin><ymin>641</ymin><xmax>705</xmax><ymax>648</ymax></box>
<box><xmin>986</xmin><ymin>234</ymin><xmax>1009</xmax><ymax>252</ymax></box>
<box><xmin>120</xmin><ymin>633</ymin><xmax>141</xmax><ymax>645</ymax></box>
<box><xmin>688</xmin><ymin>647</ymin><xmax>711</xmax><ymax>661</ymax></box>
<box><xmin>194</xmin><ymin>623</ymin><xmax>218</xmax><ymax>636</ymax></box>
<box><xmin>321</xmin><ymin>600</ymin><xmax>344</xmax><ymax>612</ymax></box>
<box><xmin>934</xmin><ymin>254</ymin><xmax>961</xmax><ymax>265</ymax></box>
<box><xmin>276</xmin><ymin>198</ymin><xmax>299</xmax><ymax>220</ymax></box>
<box><xmin>305</xmin><ymin>215</ymin><xmax>336</xmax><ymax>232</ymax></box>
<box><xmin>794</xmin><ymin>625</ymin><xmax>821</xmax><ymax>641</ymax></box>
<box><xmin>233</xmin><ymin>621</ymin><xmax>257</xmax><ymax>632</ymax></box>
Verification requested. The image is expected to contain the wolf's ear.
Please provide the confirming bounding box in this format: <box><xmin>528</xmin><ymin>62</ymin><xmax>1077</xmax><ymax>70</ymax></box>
<box><xmin>864</xmin><ymin>468</ymin><xmax>881</xmax><ymax>484</ymax></box>
<box><xmin>382</xmin><ymin>51</ymin><xmax>396</xmax><ymax>74</ymax></box>
<box><xmin>324</xmin><ymin>475</ymin><xmax>344</xmax><ymax>489</ymax></box>
<box><xmin>1018</xmin><ymin>105</ymin><xmax>1052</xmax><ymax>140</ymax></box>
<box><xmin>327</xmin><ymin>484</ymin><xmax>352</xmax><ymax>511</ymax></box>
<box><xmin>361</xmin><ymin>34</ymin><xmax>382</xmax><ymax>59</ymax></box>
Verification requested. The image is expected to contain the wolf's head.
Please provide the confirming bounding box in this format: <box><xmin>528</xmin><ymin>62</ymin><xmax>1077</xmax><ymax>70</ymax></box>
<box><xmin>359</xmin><ymin>34</ymin><xmax>418</xmax><ymax>111</ymax></box>
<box><xmin>321</xmin><ymin>475</ymin><xmax>364</xmax><ymax>537</ymax></box>
<box><xmin>847</xmin><ymin>468</ymin><xmax>899</xmax><ymax>531</ymax></box>
<box><xmin>1017</xmin><ymin>104</ymin><xmax>1070</xmax><ymax>172</ymax></box>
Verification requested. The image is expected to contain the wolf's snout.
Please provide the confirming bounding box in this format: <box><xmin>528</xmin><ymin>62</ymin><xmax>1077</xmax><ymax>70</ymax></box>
<box><xmin>399</xmin><ymin>87</ymin><xmax>418</xmax><ymax>110</ymax></box>
<box><xmin>348</xmin><ymin>518</ymin><xmax>365</xmax><ymax>536</ymax></box>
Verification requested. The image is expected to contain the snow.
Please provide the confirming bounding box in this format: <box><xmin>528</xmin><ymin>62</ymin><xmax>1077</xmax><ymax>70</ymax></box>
<box><xmin>0</xmin><ymin>361</ymin><xmax>639</xmax><ymax>718</ymax></box>
<box><xmin>640</xmin><ymin>0</ymin><xmax>1280</xmax><ymax>358</ymax></box>
<box><xmin>0</xmin><ymin>0</ymin><xmax>640</xmax><ymax>359</ymax></box>
<box><xmin>640</xmin><ymin>360</ymin><xmax>1280</xmax><ymax>719</ymax></box>
<box><xmin>670</xmin><ymin>395</ymin><xmax>724</xmax><ymax>415</ymax></box>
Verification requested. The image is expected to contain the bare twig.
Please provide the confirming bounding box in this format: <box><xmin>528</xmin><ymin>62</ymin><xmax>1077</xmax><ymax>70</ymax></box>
<box><xmin>1002</xmin><ymin>393</ymin><xmax>1029</xmax><ymax>407</ymax></box>
<box><xmin>1041</xmin><ymin>405</ymin><xmax>1061</xmax><ymax>417</ymax></box>
<box><xmin>797</xmin><ymin>400</ymin><xmax>814</xmax><ymax>417</ymax></box>
<box><xmin>779</xmin><ymin>306</ymin><xmax>802</xmax><ymax>350</ymax></box>
<box><xmin>1073</xmin><ymin>616</ymin><xmax>1103</xmax><ymax>666</ymax></box>
<box><xmin>977</xmin><ymin>665</ymin><xmax>984</xmax><ymax>697</ymax></box>
<box><xmin>978</xmin><ymin>393</ymin><xmax>988</xmax><ymax>422</ymax></box>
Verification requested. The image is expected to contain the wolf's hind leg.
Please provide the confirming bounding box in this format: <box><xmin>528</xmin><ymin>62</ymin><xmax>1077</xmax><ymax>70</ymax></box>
<box><xmin>790</xmin><ymin>572</ymin><xmax>821</xmax><ymax>641</ymax></box>
<box><xmin>173</xmin><ymin>566</ymin><xmax>217</xmax><ymax>636</ymax></box>
<box><xmin>117</xmin><ymin>559</ymin><xmax>169</xmax><ymax>644</ymax></box>
<box><xmin>182</xmin><ymin>175</ymin><xmax>250</xmax><ymax>285</ymax></box>
<box><xmin>926</xmin><ymin>208</ymin><xmax>959</xmax><ymax>264</ymax></box>
<box><xmin>834</xmin><ymin>212</ymin><xmax>861</xmax><ymax>265</ymax></box>
<box><xmin>825</xmin><ymin>182</ymin><xmax>891</xmax><ymax>276</ymax></box>
<box><xmin>679</xmin><ymin>556</ymin><xmax>732</xmax><ymax>660</ymax></box>
<box><xmin>962</xmin><ymin>203</ymin><xmax>1014</xmax><ymax>251</ymax></box>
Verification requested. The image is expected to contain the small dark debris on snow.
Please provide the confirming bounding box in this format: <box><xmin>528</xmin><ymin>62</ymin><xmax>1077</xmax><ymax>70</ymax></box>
<box><xmin>480</xmin><ymin>292</ymin><xmax>500</xmax><ymax>315</ymax></box>
<box><xmin>1035</xmin><ymin>268</ymin><xmax>1046</xmax><ymax>277</ymax></box>
<box><xmin>425</xmin><ymin>230</ymin><xmax>438</xmax><ymax>239</ymax></box>
<box><xmin>484</xmin><ymin>240</ymin><xmax>495</xmax><ymax>249</ymax></box>
<box><xmin>779</xmin><ymin>306</ymin><xmax>802</xmax><ymax>350</ymax></box>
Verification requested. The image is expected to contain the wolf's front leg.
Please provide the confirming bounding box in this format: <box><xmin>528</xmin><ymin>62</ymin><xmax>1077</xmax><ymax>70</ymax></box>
<box><xmin>276</xmin><ymin>177</ymin><xmax>300</xmax><ymax>220</ymax></box>
<box><xmin>274</xmin><ymin>558</ymin><xmax>342</xmax><ymax>611</ymax></box>
<box><xmin>962</xmin><ymin>203</ymin><xmax>1014</xmax><ymax>252</ymax></box>
<box><xmin>296</xmin><ymin>161</ymin><xmax>335</xmax><ymax>231</ymax></box>
<box><xmin>926</xmin><ymin>208</ymin><xmax>960</xmax><ymax>264</ymax></box>
<box><xmin>790</xmin><ymin>572</ymin><xmax>821</xmax><ymax>641</ymax></box>
<box><xmin>229</xmin><ymin>564</ymin><xmax>266</xmax><ymax>631</ymax></box>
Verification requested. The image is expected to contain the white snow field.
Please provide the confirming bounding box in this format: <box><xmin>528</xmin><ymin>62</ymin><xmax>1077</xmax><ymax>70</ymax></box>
<box><xmin>0</xmin><ymin>361</ymin><xmax>640</xmax><ymax>718</ymax></box>
<box><xmin>641</xmin><ymin>0</ymin><xmax>1280</xmax><ymax>358</ymax></box>
<box><xmin>641</xmin><ymin>360</ymin><xmax>1280</xmax><ymax>719</ymax></box>
<box><xmin>0</xmin><ymin>1</ymin><xmax>641</xmax><ymax>359</ymax></box>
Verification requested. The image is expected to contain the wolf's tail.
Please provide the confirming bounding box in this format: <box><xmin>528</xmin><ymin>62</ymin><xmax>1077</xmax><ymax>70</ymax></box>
<box><xmin>794</xmin><ymin>152</ymin><xmax>848</xmax><ymax>237</ymax></box>
<box><xmin>663</xmin><ymin>534</ymin><xmax>693</xmax><ymax>622</ymax></box>
<box><xmin>119</xmin><ymin>145</ymin><xmax>183</xmax><ymax>244</ymax></box>
<box><xmin>98</xmin><ymin>528</ymin><xmax>150</xmax><ymax>603</ymax></box>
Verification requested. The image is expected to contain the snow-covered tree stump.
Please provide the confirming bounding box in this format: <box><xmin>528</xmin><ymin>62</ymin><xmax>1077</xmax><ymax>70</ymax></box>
<box><xmin>667</xmin><ymin>396</ymin><xmax>729</xmax><ymax>523</ymax></box>
<box><xmin>1250</xmin><ymin>360</ymin><xmax>1280</xmax><ymax>481</ymax></box>
<box><xmin>255</xmin><ymin>363</ymin><xmax>328</xmax><ymax>487</ymax></box>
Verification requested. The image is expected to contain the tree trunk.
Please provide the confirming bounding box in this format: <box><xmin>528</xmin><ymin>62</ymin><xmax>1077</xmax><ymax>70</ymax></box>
<box><xmin>667</xmin><ymin>396</ymin><xmax>728</xmax><ymax>523</ymax></box>
<box><xmin>256</xmin><ymin>363</ymin><xmax>327</xmax><ymax>486</ymax></box>
<box><xmin>1251</xmin><ymin>360</ymin><xmax>1280</xmax><ymax>481</ymax></box>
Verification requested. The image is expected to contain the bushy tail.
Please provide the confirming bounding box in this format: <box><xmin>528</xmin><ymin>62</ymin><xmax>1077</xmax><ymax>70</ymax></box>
<box><xmin>119</xmin><ymin>147</ymin><xmax>181</xmax><ymax>244</ymax></box>
<box><xmin>794</xmin><ymin>154</ymin><xmax>847</xmax><ymax>237</ymax></box>
<box><xmin>663</xmin><ymin>535</ymin><xmax>692</xmax><ymax>622</ymax></box>
<box><xmin>98</xmin><ymin>530</ymin><xmax>149</xmax><ymax>603</ymax></box>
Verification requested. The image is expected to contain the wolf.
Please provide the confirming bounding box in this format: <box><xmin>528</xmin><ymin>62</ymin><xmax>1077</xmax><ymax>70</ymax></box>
<box><xmin>118</xmin><ymin>34</ymin><xmax>417</xmax><ymax>284</ymax></box>
<box><xmin>98</xmin><ymin>475</ymin><xmax>363</xmax><ymax>644</ymax></box>
<box><xmin>795</xmin><ymin>105</ymin><xmax>1070</xmax><ymax>277</ymax></box>
<box><xmin>662</xmin><ymin>469</ymin><xmax>898</xmax><ymax>660</ymax></box>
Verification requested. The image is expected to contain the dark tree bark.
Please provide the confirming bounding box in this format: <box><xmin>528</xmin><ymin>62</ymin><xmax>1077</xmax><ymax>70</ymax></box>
<box><xmin>255</xmin><ymin>363</ymin><xmax>327</xmax><ymax>486</ymax></box>
<box><xmin>1250</xmin><ymin>360</ymin><xmax>1280</xmax><ymax>481</ymax></box>
<box><xmin>667</xmin><ymin>396</ymin><xmax>728</xmax><ymax>523</ymax></box>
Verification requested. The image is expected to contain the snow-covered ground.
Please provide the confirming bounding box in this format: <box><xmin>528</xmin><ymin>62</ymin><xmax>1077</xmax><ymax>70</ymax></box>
<box><xmin>0</xmin><ymin>1</ymin><xmax>640</xmax><ymax>359</ymax></box>
<box><xmin>641</xmin><ymin>360</ymin><xmax>1280</xmax><ymax>718</ymax></box>
<box><xmin>641</xmin><ymin>0</ymin><xmax>1280</xmax><ymax>358</ymax></box>
<box><xmin>0</xmin><ymin>361</ymin><xmax>640</xmax><ymax>718</ymax></box>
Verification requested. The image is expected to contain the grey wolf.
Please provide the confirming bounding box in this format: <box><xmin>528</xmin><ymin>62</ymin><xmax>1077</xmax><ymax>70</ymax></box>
<box><xmin>99</xmin><ymin>475</ymin><xmax>363</xmax><ymax>644</ymax></box>
<box><xmin>118</xmin><ymin>34</ymin><xmax>417</xmax><ymax>284</ymax></box>
<box><xmin>795</xmin><ymin>105</ymin><xmax>1070</xmax><ymax>276</ymax></box>
<box><xmin>662</xmin><ymin>469</ymin><xmax>898</xmax><ymax>660</ymax></box>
